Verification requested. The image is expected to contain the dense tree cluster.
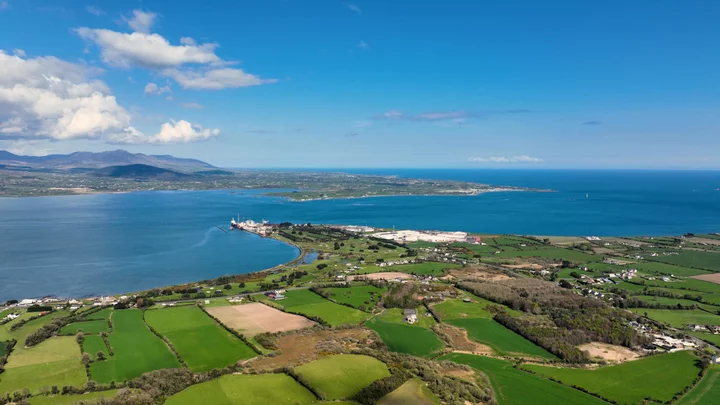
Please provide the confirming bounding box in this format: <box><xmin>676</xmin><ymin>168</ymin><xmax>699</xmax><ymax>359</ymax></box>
<box><xmin>381</xmin><ymin>283</ymin><xmax>421</xmax><ymax>309</ymax></box>
<box><xmin>24</xmin><ymin>317</ymin><xmax>68</xmax><ymax>347</ymax></box>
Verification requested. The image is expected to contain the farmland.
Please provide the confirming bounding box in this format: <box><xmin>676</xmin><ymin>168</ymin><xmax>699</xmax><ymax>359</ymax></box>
<box><xmin>59</xmin><ymin>319</ymin><xmax>109</xmax><ymax>335</ymax></box>
<box><xmin>326</xmin><ymin>285</ymin><xmax>387</xmax><ymax>310</ymax></box>
<box><xmin>293</xmin><ymin>354</ymin><xmax>391</xmax><ymax>400</ymax></box>
<box><xmin>432</xmin><ymin>297</ymin><xmax>555</xmax><ymax>359</ymax></box>
<box><xmin>0</xmin><ymin>337</ymin><xmax>86</xmax><ymax>395</ymax></box>
<box><xmin>523</xmin><ymin>351</ymin><xmax>702</xmax><ymax>404</ymax></box>
<box><xmin>263</xmin><ymin>289</ymin><xmax>371</xmax><ymax>326</ymax></box>
<box><xmin>165</xmin><ymin>373</ymin><xmax>318</xmax><ymax>405</ymax></box>
<box><xmin>647</xmin><ymin>251</ymin><xmax>720</xmax><ymax>272</ymax></box>
<box><xmin>366</xmin><ymin>309</ymin><xmax>443</xmax><ymax>357</ymax></box>
<box><xmin>442</xmin><ymin>353</ymin><xmax>608</xmax><ymax>405</ymax></box>
<box><xmin>630</xmin><ymin>308</ymin><xmax>720</xmax><ymax>328</ymax></box>
<box><xmin>676</xmin><ymin>366</ymin><xmax>720</xmax><ymax>405</ymax></box>
<box><xmin>28</xmin><ymin>390</ymin><xmax>120</xmax><ymax>405</ymax></box>
<box><xmin>145</xmin><ymin>306</ymin><xmax>256</xmax><ymax>372</ymax></box>
<box><xmin>90</xmin><ymin>309</ymin><xmax>181</xmax><ymax>383</ymax></box>
<box><xmin>82</xmin><ymin>335</ymin><xmax>109</xmax><ymax>360</ymax></box>
<box><xmin>206</xmin><ymin>302</ymin><xmax>316</xmax><ymax>337</ymax></box>
<box><xmin>377</xmin><ymin>378</ymin><xmax>441</xmax><ymax>405</ymax></box>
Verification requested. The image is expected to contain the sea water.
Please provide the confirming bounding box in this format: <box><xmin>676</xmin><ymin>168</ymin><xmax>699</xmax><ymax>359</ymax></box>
<box><xmin>1</xmin><ymin>169</ymin><xmax>718</xmax><ymax>300</ymax></box>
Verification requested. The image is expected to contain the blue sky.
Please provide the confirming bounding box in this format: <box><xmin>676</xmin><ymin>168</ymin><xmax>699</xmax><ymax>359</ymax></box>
<box><xmin>0</xmin><ymin>0</ymin><xmax>719</xmax><ymax>169</ymax></box>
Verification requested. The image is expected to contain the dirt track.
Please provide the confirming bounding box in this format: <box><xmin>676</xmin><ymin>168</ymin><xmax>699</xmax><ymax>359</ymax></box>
<box><xmin>207</xmin><ymin>303</ymin><xmax>316</xmax><ymax>337</ymax></box>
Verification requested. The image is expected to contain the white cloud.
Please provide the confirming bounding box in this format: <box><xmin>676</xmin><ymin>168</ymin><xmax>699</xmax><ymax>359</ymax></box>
<box><xmin>12</xmin><ymin>49</ymin><xmax>25</xmax><ymax>57</ymax></box>
<box><xmin>2</xmin><ymin>139</ymin><xmax>51</xmax><ymax>156</ymax></box>
<box><xmin>144</xmin><ymin>82</ymin><xmax>171</xmax><ymax>96</ymax></box>
<box><xmin>416</xmin><ymin>111</ymin><xmax>467</xmax><ymax>120</ymax></box>
<box><xmin>182</xmin><ymin>102</ymin><xmax>204</xmax><ymax>109</ymax></box>
<box><xmin>124</xmin><ymin>10</ymin><xmax>157</xmax><ymax>34</ymax></box>
<box><xmin>357</xmin><ymin>40</ymin><xmax>368</xmax><ymax>48</ymax></box>
<box><xmin>85</xmin><ymin>5</ymin><xmax>104</xmax><ymax>16</ymax></box>
<box><xmin>0</xmin><ymin>50</ymin><xmax>132</xmax><ymax>141</ymax></box>
<box><xmin>345</xmin><ymin>3</ymin><xmax>362</xmax><ymax>14</ymax></box>
<box><xmin>180</xmin><ymin>37</ymin><xmax>196</xmax><ymax>46</ymax></box>
<box><xmin>108</xmin><ymin>120</ymin><xmax>218</xmax><ymax>144</ymax></box>
<box><xmin>164</xmin><ymin>67</ymin><xmax>277</xmax><ymax>90</ymax></box>
<box><xmin>468</xmin><ymin>155</ymin><xmax>544</xmax><ymax>163</ymax></box>
<box><xmin>378</xmin><ymin>110</ymin><xmax>404</xmax><ymax>119</ymax></box>
<box><xmin>75</xmin><ymin>28</ymin><xmax>221</xmax><ymax>69</ymax></box>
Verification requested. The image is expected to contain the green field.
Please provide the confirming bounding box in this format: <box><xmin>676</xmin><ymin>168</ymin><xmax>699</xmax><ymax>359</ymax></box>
<box><xmin>90</xmin><ymin>309</ymin><xmax>181</xmax><ymax>383</ymax></box>
<box><xmin>82</xmin><ymin>335</ymin><xmax>109</xmax><ymax>360</ymax></box>
<box><xmin>524</xmin><ymin>351</ymin><xmax>701</xmax><ymax>404</ymax></box>
<box><xmin>366</xmin><ymin>311</ymin><xmax>443</xmax><ymax>357</ymax></box>
<box><xmin>689</xmin><ymin>332</ymin><xmax>720</xmax><ymax>346</ymax></box>
<box><xmin>267</xmin><ymin>289</ymin><xmax>371</xmax><ymax>326</ymax></box>
<box><xmin>442</xmin><ymin>354</ymin><xmax>607</xmax><ymax>405</ymax></box>
<box><xmin>60</xmin><ymin>320</ymin><xmax>109</xmax><ymax>335</ymax></box>
<box><xmin>633</xmin><ymin>262</ymin><xmax>712</xmax><ymax>277</ymax></box>
<box><xmin>633</xmin><ymin>295</ymin><xmax>705</xmax><ymax>307</ymax></box>
<box><xmin>676</xmin><ymin>366</ymin><xmax>720</xmax><ymax>405</ymax></box>
<box><xmin>28</xmin><ymin>390</ymin><xmax>120</xmax><ymax>405</ymax></box>
<box><xmin>647</xmin><ymin>251</ymin><xmax>720</xmax><ymax>272</ymax></box>
<box><xmin>1</xmin><ymin>310</ymin><xmax>70</xmax><ymax>343</ymax></box>
<box><xmin>165</xmin><ymin>373</ymin><xmax>318</xmax><ymax>405</ymax></box>
<box><xmin>380</xmin><ymin>262</ymin><xmax>460</xmax><ymax>276</ymax></box>
<box><xmin>0</xmin><ymin>337</ymin><xmax>86</xmax><ymax>395</ymax></box>
<box><xmin>431</xmin><ymin>298</ymin><xmax>553</xmax><ymax>359</ymax></box>
<box><xmin>448</xmin><ymin>318</ymin><xmax>556</xmax><ymax>359</ymax></box>
<box><xmin>631</xmin><ymin>308</ymin><xmax>720</xmax><ymax>328</ymax></box>
<box><xmin>491</xmin><ymin>247</ymin><xmax>600</xmax><ymax>263</ymax></box>
<box><xmin>294</xmin><ymin>354</ymin><xmax>391</xmax><ymax>400</ymax></box>
<box><xmin>82</xmin><ymin>308</ymin><xmax>113</xmax><ymax>320</ymax></box>
<box><xmin>377</xmin><ymin>378</ymin><xmax>441</xmax><ymax>405</ymax></box>
<box><xmin>145</xmin><ymin>306</ymin><xmax>256</xmax><ymax>372</ymax></box>
<box><xmin>327</xmin><ymin>285</ymin><xmax>387</xmax><ymax>310</ymax></box>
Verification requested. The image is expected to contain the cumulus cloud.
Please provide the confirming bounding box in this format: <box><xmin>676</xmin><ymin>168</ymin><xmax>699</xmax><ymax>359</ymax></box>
<box><xmin>124</xmin><ymin>10</ymin><xmax>157</xmax><ymax>34</ymax></box>
<box><xmin>163</xmin><ymin>67</ymin><xmax>277</xmax><ymax>90</ymax></box>
<box><xmin>144</xmin><ymin>82</ymin><xmax>171</xmax><ymax>96</ymax></box>
<box><xmin>2</xmin><ymin>139</ymin><xmax>51</xmax><ymax>156</ymax></box>
<box><xmin>468</xmin><ymin>155</ymin><xmax>544</xmax><ymax>163</ymax></box>
<box><xmin>108</xmin><ymin>120</ymin><xmax>219</xmax><ymax>144</ymax></box>
<box><xmin>12</xmin><ymin>49</ymin><xmax>25</xmax><ymax>57</ymax></box>
<box><xmin>75</xmin><ymin>28</ymin><xmax>221</xmax><ymax>69</ymax></box>
<box><xmin>378</xmin><ymin>110</ymin><xmax>404</xmax><ymax>119</ymax></box>
<box><xmin>182</xmin><ymin>102</ymin><xmax>204</xmax><ymax>109</ymax></box>
<box><xmin>0</xmin><ymin>50</ymin><xmax>132</xmax><ymax>141</ymax></box>
<box><xmin>85</xmin><ymin>5</ymin><xmax>104</xmax><ymax>16</ymax></box>
<box><xmin>0</xmin><ymin>50</ymin><xmax>219</xmax><ymax>145</ymax></box>
<box><xmin>75</xmin><ymin>23</ymin><xmax>276</xmax><ymax>91</ymax></box>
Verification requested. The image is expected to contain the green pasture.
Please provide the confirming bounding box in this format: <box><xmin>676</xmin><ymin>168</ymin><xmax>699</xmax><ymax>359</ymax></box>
<box><xmin>327</xmin><ymin>285</ymin><xmax>386</xmax><ymax>310</ymax></box>
<box><xmin>366</xmin><ymin>311</ymin><xmax>443</xmax><ymax>357</ymax></box>
<box><xmin>294</xmin><ymin>354</ymin><xmax>391</xmax><ymax>400</ymax></box>
<box><xmin>82</xmin><ymin>335</ymin><xmax>108</xmax><ymax>360</ymax></box>
<box><xmin>379</xmin><ymin>262</ymin><xmax>460</xmax><ymax>276</ymax></box>
<box><xmin>676</xmin><ymin>366</ymin><xmax>720</xmax><ymax>405</ymax></box>
<box><xmin>631</xmin><ymin>308</ymin><xmax>720</xmax><ymax>328</ymax></box>
<box><xmin>377</xmin><ymin>378</ymin><xmax>441</xmax><ymax>405</ymax></box>
<box><xmin>441</xmin><ymin>354</ymin><xmax>607</xmax><ymax>405</ymax></box>
<box><xmin>0</xmin><ymin>337</ymin><xmax>86</xmax><ymax>395</ymax></box>
<box><xmin>523</xmin><ymin>351</ymin><xmax>701</xmax><ymax>404</ymax></box>
<box><xmin>490</xmin><ymin>247</ymin><xmax>601</xmax><ymax>263</ymax></box>
<box><xmin>90</xmin><ymin>309</ymin><xmax>180</xmax><ymax>383</ymax></box>
<box><xmin>268</xmin><ymin>289</ymin><xmax>370</xmax><ymax>326</ymax></box>
<box><xmin>29</xmin><ymin>390</ymin><xmax>120</xmax><ymax>405</ymax></box>
<box><xmin>60</xmin><ymin>320</ymin><xmax>108</xmax><ymax>335</ymax></box>
<box><xmin>633</xmin><ymin>262</ymin><xmax>712</xmax><ymax>277</ymax></box>
<box><xmin>145</xmin><ymin>306</ymin><xmax>256</xmax><ymax>372</ymax></box>
<box><xmin>165</xmin><ymin>373</ymin><xmax>318</xmax><ymax>405</ymax></box>
<box><xmin>447</xmin><ymin>318</ymin><xmax>556</xmax><ymax>359</ymax></box>
<box><xmin>647</xmin><ymin>250</ymin><xmax>720</xmax><ymax>272</ymax></box>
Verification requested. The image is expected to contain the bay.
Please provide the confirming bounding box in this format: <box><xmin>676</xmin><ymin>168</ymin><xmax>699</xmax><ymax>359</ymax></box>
<box><xmin>1</xmin><ymin>169</ymin><xmax>719</xmax><ymax>301</ymax></box>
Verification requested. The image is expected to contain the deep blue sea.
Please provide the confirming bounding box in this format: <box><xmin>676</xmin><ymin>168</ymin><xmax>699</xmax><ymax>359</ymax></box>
<box><xmin>1</xmin><ymin>169</ymin><xmax>719</xmax><ymax>301</ymax></box>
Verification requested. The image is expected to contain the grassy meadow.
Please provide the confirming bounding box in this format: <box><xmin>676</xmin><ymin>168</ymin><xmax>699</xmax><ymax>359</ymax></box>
<box><xmin>294</xmin><ymin>354</ymin><xmax>391</xmax><ymax>400</ymax></box>
<box><xmin>327</xmin><ymin>285</ymin><xmax>387</xmax><ymax>310</ymax></box>
<box><xmin>377</xmin><ymin>378</ymin><xmax>441</xmax><ymax>405</ymax></box>
<box><xmin>165</xmin><ymin>373</ymin><xmax>318</xmax><ymax>405</ymax></box>
<box><xmin>144</xmin><ymin>306</ymin><xmax>256</xmax><ymax>372</ymax></box>
<box><xmin>366</xmin><ymin>309</ymin><xmax>443</xmax><ymax>357</ymax></box>
<box><xmin>265</xmin><ymin>289</ymin><xmax>370</xmax><ymax>326</ymax></box>
<box><xmin>523</xmin><ymin>351</ymin><xmax>701</xmax><ymax>404</ymax></box>
<box><xmin>90</xmin><ymin>309</ymin><xmax>180</xmax><ymax>383</ymax></box>
<box><xmin>442</xmin><ymin>353</ymin><xmax>608</xmax><ymax>405</ymax></box>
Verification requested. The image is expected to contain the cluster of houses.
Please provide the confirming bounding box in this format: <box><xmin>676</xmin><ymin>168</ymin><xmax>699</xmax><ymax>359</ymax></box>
<box><xmin>688</xmin><ymin>324</ymin><xmax>720</xmax><ymax>334</ymax></box>
<box><xmin>377</xmin><ymin>259</ymin><xmax>417</xmax><ymax>268</ymax></box>
<box><xmin>649</xmin><ymin>334</ymin><xmax>697</xmax><ymax>352</ymax></box>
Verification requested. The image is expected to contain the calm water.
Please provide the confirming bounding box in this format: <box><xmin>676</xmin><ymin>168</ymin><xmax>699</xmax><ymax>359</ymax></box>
<box><xmin>1</xmin><ymin>170</ymin><xmax>719</xmax><ymax>301</ymax></box>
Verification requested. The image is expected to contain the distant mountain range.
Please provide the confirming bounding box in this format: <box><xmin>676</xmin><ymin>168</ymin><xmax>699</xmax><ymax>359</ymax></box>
<box><xmin>91</xmin><ymin>164</ymin><xmax>190</xmax><ymax>179</ymax></box>
<box><xmin>0</xmin><ymin>150</ymin><xmax>215</xmax><ymax>172</ymax></box>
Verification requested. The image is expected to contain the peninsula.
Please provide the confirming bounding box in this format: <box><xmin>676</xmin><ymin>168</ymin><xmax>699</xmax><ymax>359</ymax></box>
<box><xmin>0</xmin><ymin>150</ymin><xmax>544</xmax><ymax>199</ymax></box>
